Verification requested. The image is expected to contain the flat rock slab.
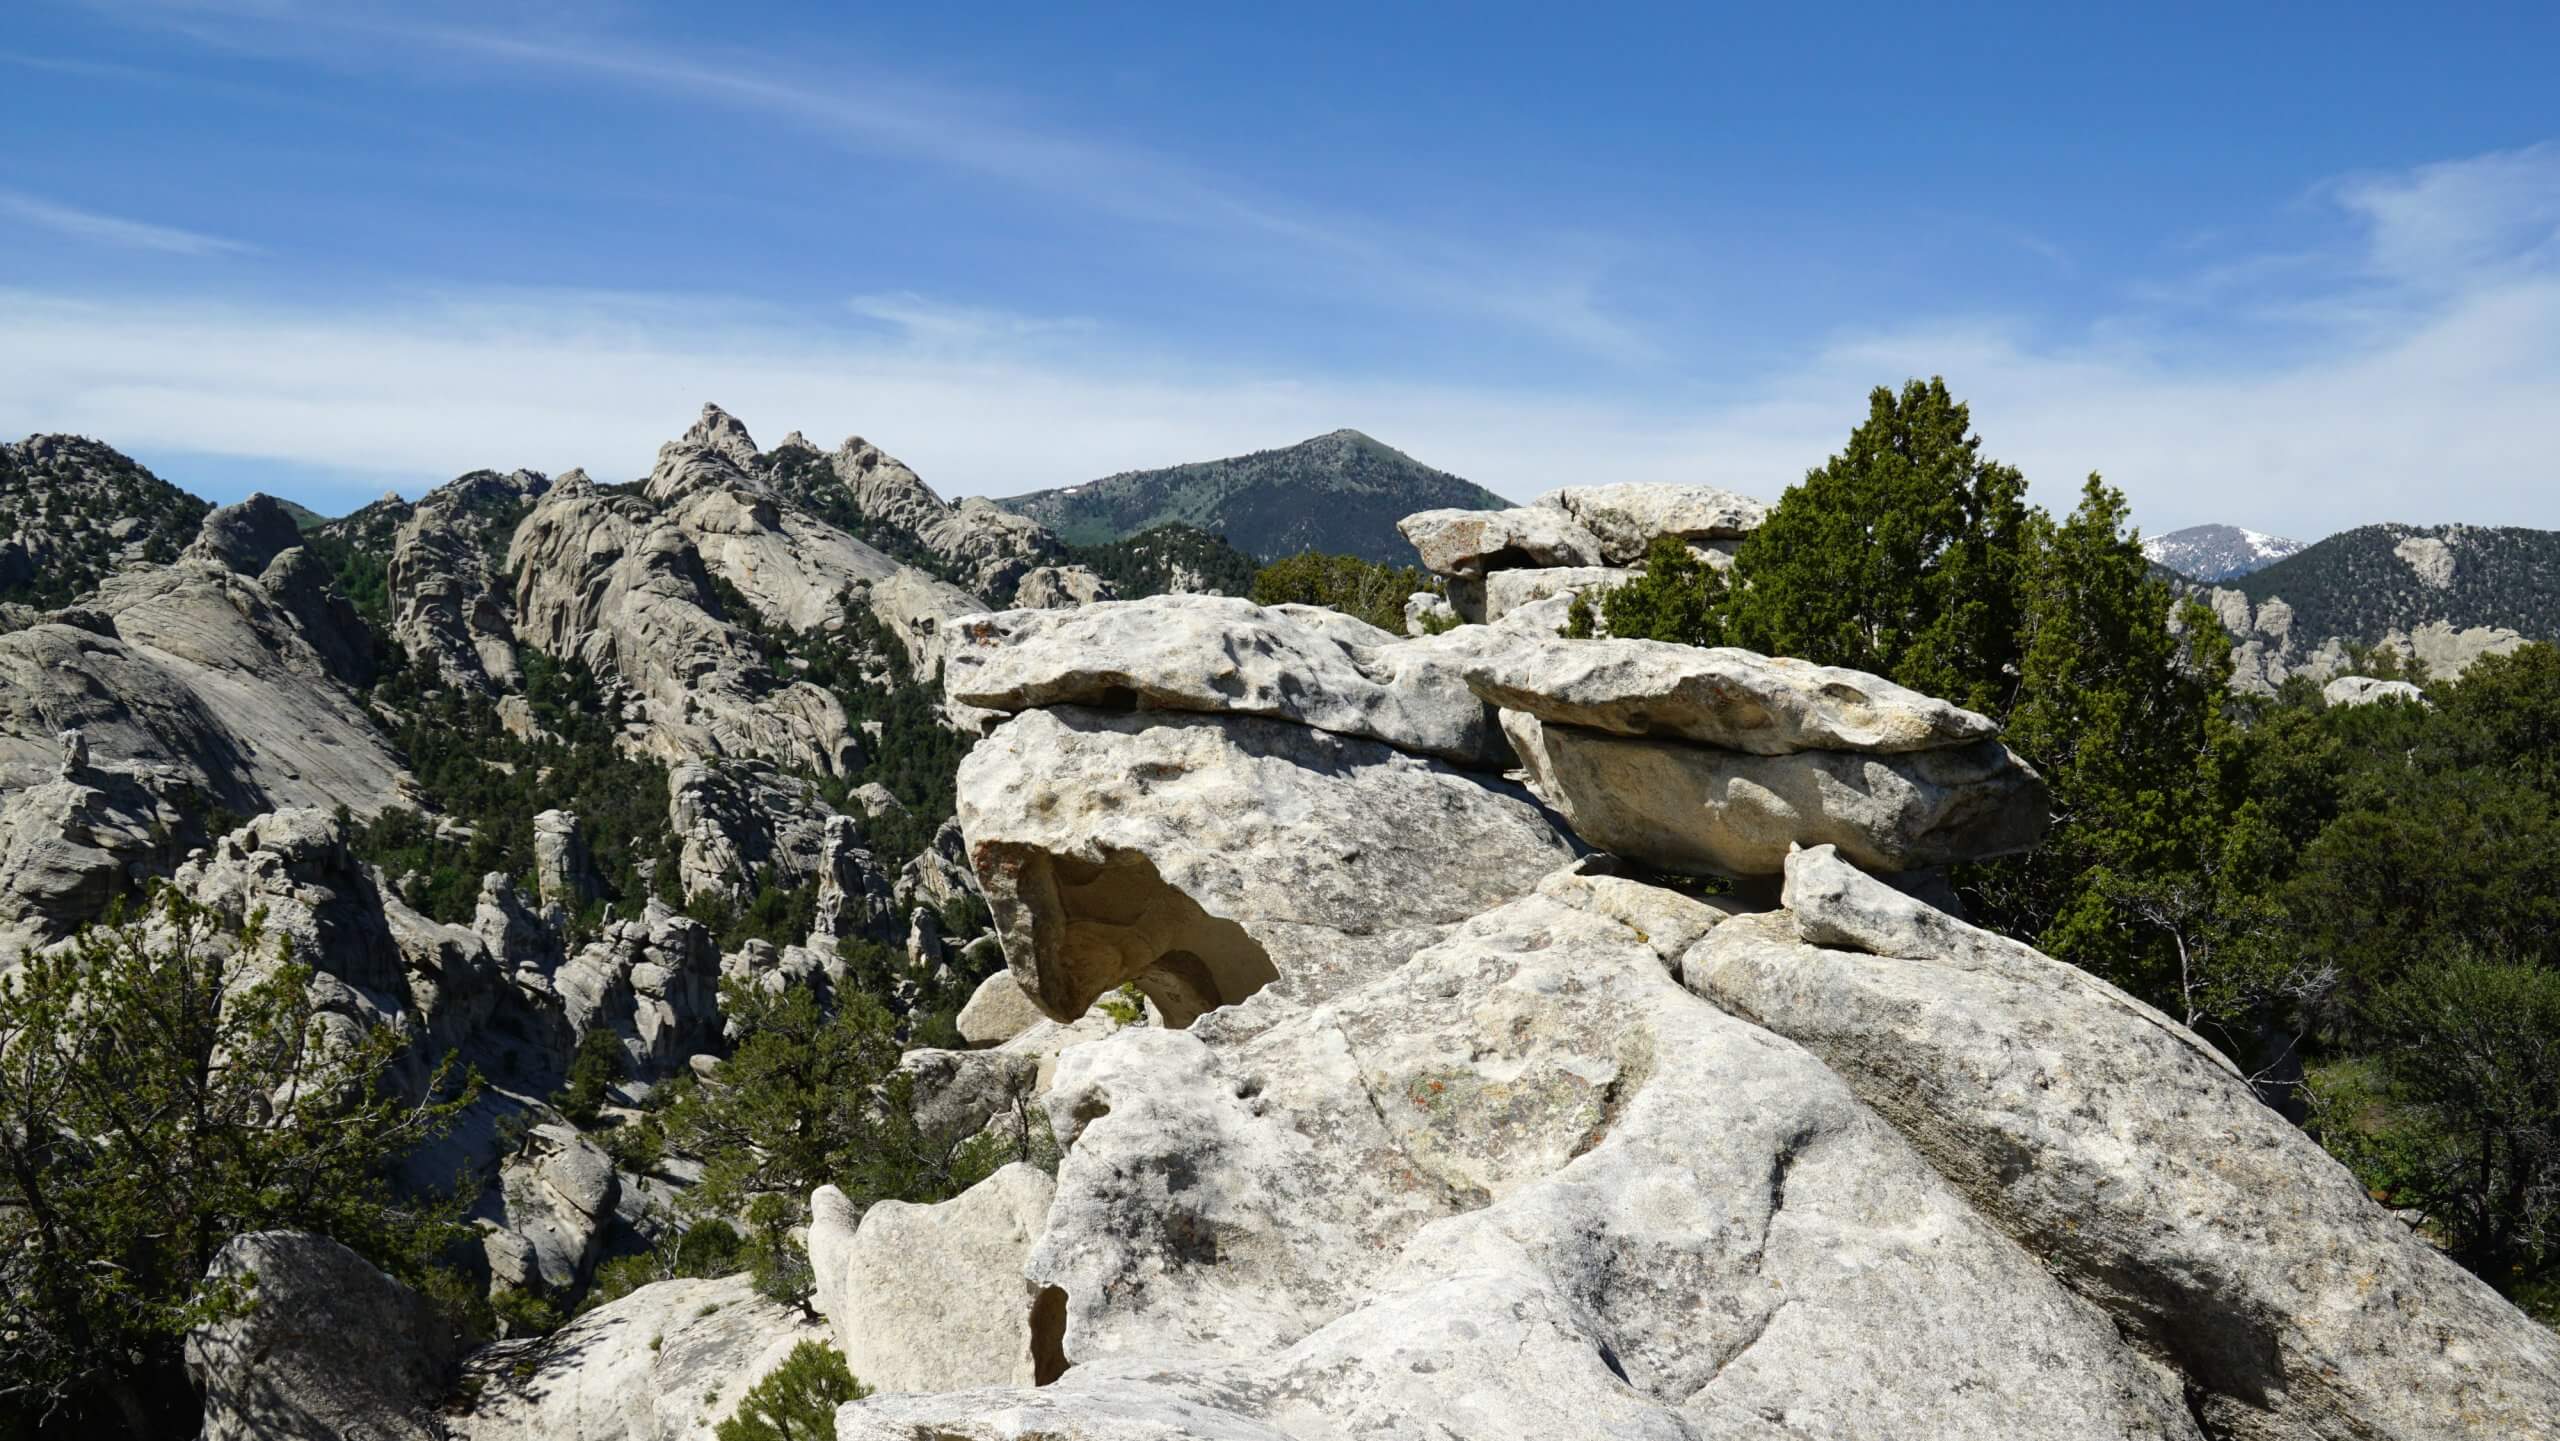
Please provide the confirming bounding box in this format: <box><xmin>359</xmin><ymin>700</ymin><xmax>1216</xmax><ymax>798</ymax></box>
<box><xmin>1466</xmin><ymin>636</ymin><xmax>1999</xmax><ymax>754</ymax></box>
<box><xmin>1533</xmin><ymin>482</ymin><xmax>1766</xmax><ymax>563</ymax></box>
<box><xmin>943</xmin><ymin>594</ymin><xmax>1510</xmax><ymax>768</ymax></box>
<box><xmin>1505</xmin><ymin>711</ymin><xmax>2048</xmax><ymax>875</ymax></box>
<box><xmin>1397</xmin><ymin>506</ymin><xmax>1606</xmax><ymax>577</ymax></box>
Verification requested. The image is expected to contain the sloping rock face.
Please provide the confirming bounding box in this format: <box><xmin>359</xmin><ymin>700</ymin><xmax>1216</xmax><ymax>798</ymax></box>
<box><xmin>842</xmin><ymin>889</ymin><xmax>2203</xmax><ymax>1441</ymax></box>
<box><xmin>383</xmin><ymin>468</ymin><xmax>547</xmax><ymax>694</ymax></box>
<box><xmin>186</xmin><ymin>1231</ymin><xmax>457</xmax><ymax>1441</ymax></box>
<box><xmin>1687</xmin><ymin>847</ymin><xmax>2560</xmax><ymax>1440</ymax></box>
<box><xmin>958</xmin><ymin>705</ymin><xmax>1578</xmax><ymax>1027</ymax></box>
<box><xmin>452</xmin><ymin>1272</ymin><xmax>827</xmax><ymax>1441</ymax></box>
<box><xmin>0</xmin><ymin>501</ymin><xmax>416</xmax><ymax>951</ymax></box>
<box><xmin>944</xmin><ymin>596</ymin><xmax>1511</xmax><ymax>768</ymax></box>
<box><xmin>510</xmin><ymin>476</ymin><xmax>863</xmax><ymax>780</ymax></box>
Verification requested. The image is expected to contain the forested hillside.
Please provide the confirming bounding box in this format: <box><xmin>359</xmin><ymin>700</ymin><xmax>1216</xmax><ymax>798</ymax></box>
<box><xmin>2233</xmin><ymin>523</ymin><xmax>2560</xmax><ymax>643</ymax></box>
<box><xmin>0</xmin><ymin>435</ymin><xmax>209</xmax><ymax>607</ymax></box>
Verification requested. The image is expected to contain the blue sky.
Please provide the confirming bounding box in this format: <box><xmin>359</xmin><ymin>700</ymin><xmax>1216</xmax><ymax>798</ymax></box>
<box><xmin>4</xmin><ymin>1</ymin><xmax>2558</xmax><ymax>537</ymax></box>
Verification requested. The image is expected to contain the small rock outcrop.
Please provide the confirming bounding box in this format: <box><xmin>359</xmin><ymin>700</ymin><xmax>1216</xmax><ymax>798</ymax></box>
<box><xmin>185</xmin><ymin>493</ymin><xmax>305</xmax><ymax>576</ymax></box>
<box><xmin>452</xmin><ymin>1273</ymin><xmax>827</xmax><ymax>1441</ymax></box>
<box><xmin>1467</xmin><ymin>636</ymin><xmax>2000</xmax><ymax>753</ymax></box>
<box><xmin>1398</xmin><ymin>482</ymin><xmax>1766</xmax><ymax>623</ymax></box>
<box><xmin>185</xmin><ymin>1231</ymin><xmax>457</xmax><ymax>1441</ymax></box>
<box><xmin>2322</xmin><ymin>674</ymin><xmax>2426</xmax><ymax>707</ymax></box>
<box><xmin>1504</xmin><ymin>710</ymin><xmax>2047</xmax><ymax>875</ymax></box>
<box><xmin>1532</xmin><ymin>481</ymin><xmax>1764</xmax><ymax>565</ymax></box>
<box><xmin>811</xmin><ymin>1164</ymin><xmax>1061</xmax><ymax>1395</ymax></box>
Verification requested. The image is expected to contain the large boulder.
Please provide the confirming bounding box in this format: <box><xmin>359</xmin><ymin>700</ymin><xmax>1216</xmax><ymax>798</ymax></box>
<box><xmin>1683</xmin><ymin>846</ymin><xmax>2560</xmax><ymax>1440</ymax></box>
<box><xmin>956</xmin><ymin>970</ymin><xmax>1044</xmax><ymax>1047</ymax></box>
<box><xmin>185</xmin><ymin>493</ymin><xmax>305</xmax><ymax>575</ymax></box>
<box><xmin>842</xmin><ymin>888</ymin><xmax>2201</xmax><ymax>1440</ymax></box>
<box><xmin>812</xmin><ymin>1164</ymin><xmax>1062</xmax><ymax>1395</ymax></box>
<box><xmin>1466</xmin><ymin>637</ymin><xmax>2000</xmax><ymax>754</ymax></box>
<box><xmin>956</xmin><ymin>706</ymin><xmax>1578</xmax><ymax>1027</ymax></box>
<box><xmin>1396</xmin><ymin>505</ymin><xmax>1606</xmax><ymax>577</ymax></box>
<box><xmin>1533</xmin><ymin>482</ymin><xmax>1766</xmax><ymax>564</ymax></box>
<box><xmin>943</xmin><ymin>595</ymin><xmax>1510</xmax><ymax>769</ymax></box>
<box><xmin>186</xmin><ymin>1231</ymin><xmax>457</xmax><ymax>1441</ymax></box>
<box><xmin>450</xmin><ymin>1273</ymin><xmax>827</xmax><ymax>1441</ymax></box>
<box><xmin>2321</xmin><ymin>674</ymin><xmax>2425</xmax><ymax>708</ymax></box>
<box><xmin>1503</xmin><ymin>710</ymin><xmax>2048</xmax><ymax>875</ymax></box>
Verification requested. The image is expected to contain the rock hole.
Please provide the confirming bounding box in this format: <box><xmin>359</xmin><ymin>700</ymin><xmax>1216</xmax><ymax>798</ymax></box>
<box><xmin>1029</xmin><ymin>1285</ymin><xmax>1071</xmax><ymax>1386</ymax></box>
<box><xmin>1013</xmin><ymin>847</ymin><xmax>1281</xmax><ymax>1026</ymax></box>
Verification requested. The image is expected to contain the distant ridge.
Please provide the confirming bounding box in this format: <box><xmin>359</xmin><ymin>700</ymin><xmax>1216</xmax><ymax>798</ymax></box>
<box><xmin>995</xmin><ymin>429</ymin><xmax>1507</xmax><ymax>565</ymax></box>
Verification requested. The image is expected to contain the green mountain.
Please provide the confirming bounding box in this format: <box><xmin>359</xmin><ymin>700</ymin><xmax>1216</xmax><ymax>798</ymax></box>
<box><xmin>2231</xmin><ymin>523</ymin><xmax>2560</xmax><ymax>644</ymax></box>
<box><xmin>996</xmin><ymin>429</ymin><xmax>1507</xmax><ymax>565</ymax></box>
<box><xmin>0</xmin><ymin>435</ymin><xmax>210</xmax><ymax>608</ymax></box>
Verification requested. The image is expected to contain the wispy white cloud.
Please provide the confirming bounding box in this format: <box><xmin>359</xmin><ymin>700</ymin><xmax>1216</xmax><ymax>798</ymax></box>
<box><xmin>79</xmin><ymin>0</ymin><xmax>1660</xmax><ymax>361</ymax></box>
<box><xmin>3</xmin><ymin>222</ymin><xmax>2554</xmax><ymax>537</ymax></box>
<box><xmin>0</xmin><ymin>188</ymin><xmax>256</xmax><ymax>256</ymax></box>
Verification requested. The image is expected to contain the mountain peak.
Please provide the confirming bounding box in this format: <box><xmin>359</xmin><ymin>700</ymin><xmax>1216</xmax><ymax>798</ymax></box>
<box><xmin>2143</xmin><ymin>523</ymin><xmax>2306</xmax><ymax>582</ymax></box>
<box><xmin>680</xmin><ymin>403</ymin><xmax>760</xmax><ymax>469</ymax></box>
<box><xmin>995</xmin><ymin>430</ymin><xmax>1505</xmax><ymax>564</ymax></box>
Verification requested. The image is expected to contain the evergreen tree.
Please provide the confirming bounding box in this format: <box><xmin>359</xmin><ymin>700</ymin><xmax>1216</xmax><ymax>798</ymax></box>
<box><xmin>1251</xmin><ymin>551</ymin><xmax>1437</xmax><ymax>633</ymax></box>
<box><xmin>716</xmin><ymin>1340</ymin><xmax>870</xmax><ymax>1441</ymax></box>
<box><xmin>1717</xmin><ymin>378</ymin><xmax>2034</xmax><ymax>716</ymax></box>
<box><xmin>1977</xmin><ymin>476</ymin><xmax>2236</xmax><ymax>1002</ymax></box>
<box><xmin>1565</xmin><ymin>534</ymin><xmax>1728</xmax><ymax>645</ymax></box>
<box><xmin>0</xmin><ymin>891</ymin><xmax>477</xmax><ymax>1438</ymax></box>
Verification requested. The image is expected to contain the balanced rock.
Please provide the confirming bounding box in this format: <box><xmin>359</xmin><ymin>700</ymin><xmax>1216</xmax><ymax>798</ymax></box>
<box><xmin>1466</xmin><ymin>636</ymin><xmax>1999</xmax><ymax>754</ymax></box>
<box><xmin>1533</xmin><ymin>481</ymin><xmax>1766</xmax><ymax>564</ymax></box>
<box><xmin>1503</xmin><ymin>710</ymin><xmax>2048</xmax><ymax>875</ymax></box>
<box><xmin>1396</xmin><ymin>506</ymin><xmax>1606</xmax><ymax>577</ymax></box>
<box><xmin>957</xmin><ymin>706</ymin><xmax>1578</xmax><ymax>1026</ymax></box>
<box><xmin>943</xmin><ymin>595</ymin><xmax>1510</xmax><ymax>768</ymax></box>
<box><xmin>186</xmin><ymin>1231</ymin><xmax>456</xmax><ymax>1441</ymax></box>
<box><xmin>1684</xmin><ymin>846</ymin><xmax>2560</xmax><ymax>1440</ymax></box>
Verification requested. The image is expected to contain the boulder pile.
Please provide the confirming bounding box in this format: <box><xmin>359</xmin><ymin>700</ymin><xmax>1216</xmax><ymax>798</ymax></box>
<box><xmin>813</xmin><ymin>485</ymin><xmax>2558</xmax><ymax>1441</ymax></box>
<box><xmin>1397</xmin><ymin>481</ymin><xmax>1764</xmax><ymax>625</ymax></box>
